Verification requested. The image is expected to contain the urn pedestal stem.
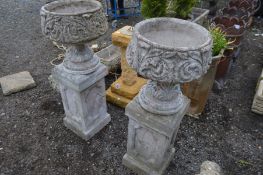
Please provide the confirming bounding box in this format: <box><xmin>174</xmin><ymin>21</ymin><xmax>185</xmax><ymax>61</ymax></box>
<box><xmin>63</xmin><ymin>44</ymin><xmax>100</xmax><ymax>75</ymax></box>
<box><xmin>138</xmin><ymin>81</ymin><xmax>186</xmax><ymax>115</ymax></box>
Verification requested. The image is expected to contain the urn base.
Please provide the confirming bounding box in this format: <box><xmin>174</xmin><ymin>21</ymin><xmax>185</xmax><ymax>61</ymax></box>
<box><xmin>123</xmin><ymin>148</ymin><xmax>175</xmax><ymax>175</ymax></box>
<box><xmin>138</xmin><ymin>81</ymin><xmax>188</xmax><ymax>115</ymax></box>
<box><xmin>64</xmin><ymin>113</ymin><xmax>111</xmax><ymax>141</ymax></box>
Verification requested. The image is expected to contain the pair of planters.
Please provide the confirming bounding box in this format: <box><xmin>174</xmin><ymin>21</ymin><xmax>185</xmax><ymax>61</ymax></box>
<box><xmin>213</xmin><ymin>0</ymin><xmax>258</xmax><ymax>80</ymax></box>
<box><xmin>182</xmin><ymin>2</ymin><xmax>251</xmax><ymax>117</ymax></box>
<box><xmin>212</xmin><ymin>16</ymin><xmax>246</xmax><ymax>80</ymax></box>
<box><xmin>182</xmin><ymin>0</ymin><xmax>257</xmax><ymax>117</ymax></box>
<box><xmin>184</xmin><ymin>0</ymin><xmax>257</xmax><ymax>116</ymax></box>
<box><xmin>181</xmin><ymin>38</ymin><xmax>232</xmax><ymax>117</ymax></box>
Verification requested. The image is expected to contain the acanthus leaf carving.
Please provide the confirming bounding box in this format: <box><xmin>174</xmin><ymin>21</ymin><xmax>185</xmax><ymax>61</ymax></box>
<box><xmin>126</xmin><ymin>37</ymin><xmax>212</xmax><ymax>83</ymax></box>
<box><xmin>41</xmin><ymin>8</ymin><xmax>108</xmax><ymax>44</ymax></box>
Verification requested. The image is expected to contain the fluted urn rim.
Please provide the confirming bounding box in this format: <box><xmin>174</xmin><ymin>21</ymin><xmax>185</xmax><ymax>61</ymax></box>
<box><xmin>133</xmin><ymin>17</ymin><xmax>212</xmax><ymax>52</ymax></box>
<box><xmin>127</xmin><ymin>17</ymin><xmax>213</xmax><ymax>84</ymax></box>
<box><xmin>41</xmin><ymin>0</ymin><xmax>102</xmax><ymax>16</ymax></box>
<box><xmin>40</xmin><ymin>0</ymin><xmax>108</xmax><ymax>44</ymax></box>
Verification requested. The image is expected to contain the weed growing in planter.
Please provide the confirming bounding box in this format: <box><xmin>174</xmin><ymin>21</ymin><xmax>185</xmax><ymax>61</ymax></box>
<box><xmin>210</xmin><ymin>27</ymin><xmax>228</xmax><ymax>56</ymax></box>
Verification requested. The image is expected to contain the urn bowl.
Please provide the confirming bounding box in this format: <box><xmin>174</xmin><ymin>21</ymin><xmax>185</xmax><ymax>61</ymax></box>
<box><xmin>126</xmin><ymin>18</ymin><xmax>213</xmax><ymax>83</ymax></box>
<box><xmin>40</xmin><ymin>0</ymin><xmax>108</xmax><ymax>44</ymax></box>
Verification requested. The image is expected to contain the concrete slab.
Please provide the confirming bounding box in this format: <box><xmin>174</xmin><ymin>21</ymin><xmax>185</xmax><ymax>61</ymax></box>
<box><xmin>197</xmin><ymin>161</ymin><xmax>222</xmax><ymax>175</ymax></box>
<box><xmin>0</xmin><ymin>71</ymin><xmax>36</xmax><ymax>95</ymax></box>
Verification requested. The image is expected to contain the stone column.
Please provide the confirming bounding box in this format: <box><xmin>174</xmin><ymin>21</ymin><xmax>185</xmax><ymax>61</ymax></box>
<box><xmin>106</xmin><ymin>26</ymin><xmax>147</xmax><ymax>108</ymax></box>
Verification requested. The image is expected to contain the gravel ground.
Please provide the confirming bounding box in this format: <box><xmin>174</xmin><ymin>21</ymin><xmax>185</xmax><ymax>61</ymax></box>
<box><xmin>0</xmin><ymin>0</ymin><xmax>263</xmax><ymax>175</ymax></box>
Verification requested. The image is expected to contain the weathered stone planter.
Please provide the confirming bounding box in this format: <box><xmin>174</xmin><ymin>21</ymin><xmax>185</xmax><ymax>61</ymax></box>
<box><xmin>40</xmin><ymin>0</ymin><xmax>111</xmax><ymax>140</ymax></box>
<box><xmin>123</xmin><ymin>18</ymin><xmax>212</xmax><ymax>175</ymax></box>
<box><xmin>191</xmin><ymin>7</ymin><xmax>210</xmax><ymax>26</ymax></box>
<box><xmin>167</xmin><ymin>7</ymin><xmax>209</xmax><ymax>26</ymax></box>
<box><xmin>95</xmin><ymin>44</ymin><xmax>121</xmax><ymax>71</ymax></box>
<box><xmin>182</xmin><ymin>51</ymin><xmax>223</xmax><ymax>117</ymax></box>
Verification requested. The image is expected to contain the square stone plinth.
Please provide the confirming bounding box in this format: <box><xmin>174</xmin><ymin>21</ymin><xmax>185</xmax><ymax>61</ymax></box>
<box><xmin>123</xmin><ymin>96</ymin><xmax>190</xmax><ymax>175</ymax></box>
<box><xmin>0</xmin><ymin>71</ymin><xmax>36</xmax><ymax>95</ymax></box>
<box><xmin>53</xmin><ymin>64</ymin><xmax>111</xmax><ymax>140</ymax></box>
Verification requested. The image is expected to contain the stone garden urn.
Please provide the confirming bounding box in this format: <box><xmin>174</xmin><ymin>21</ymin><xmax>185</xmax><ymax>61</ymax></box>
<box><xmin>41</xmin><ymin>0</ymin><xmax>108</xmax><ymax>74</ymax></box>
<box><xmin>40</xmin><ymin>0</ymin><xmax>111</xmax><ymax>140</ymax></box>
<box><xmin>123</xmin><ymin>18</ymin><xmax>212</xmax><ymax>175</ymax></box>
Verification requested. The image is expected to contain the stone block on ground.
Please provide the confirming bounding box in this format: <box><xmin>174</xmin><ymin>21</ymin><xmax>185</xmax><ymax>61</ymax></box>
<box><xmin>196</xmin><ymin>161</ymin><xmax>222</xmax><ymax>175</ymax></box>
<box><xmin>0</xmin><ymin>71</ymin><xmax>36</xmax><ymax>95</ymax></box>
<box><xmin>252</xmin><ymin>80</ymin><xmax>263</xmax><ymax>115</ymax></box>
